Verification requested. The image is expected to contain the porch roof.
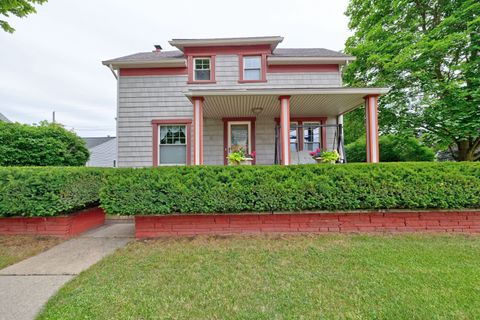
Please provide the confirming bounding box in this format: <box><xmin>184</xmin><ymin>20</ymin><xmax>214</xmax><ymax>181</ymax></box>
<box><xmin>185</xmin><ymin>87</ymin><xmax>389</xmax><ymax>118</ymax></box>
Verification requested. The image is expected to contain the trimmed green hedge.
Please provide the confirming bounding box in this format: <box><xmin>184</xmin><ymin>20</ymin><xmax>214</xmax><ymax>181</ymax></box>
<box><xmin>100</xmin><ymin>163</ymin><xmax>480</xmax><ymax>215</ymax></box>
<box><xmin>0</xmin><ymin>167</ymin><xmax>105</xmax><ymax>217</ymax></box>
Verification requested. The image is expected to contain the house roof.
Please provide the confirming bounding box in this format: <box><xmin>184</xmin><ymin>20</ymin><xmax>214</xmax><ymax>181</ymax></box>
<box><xmin>0</xmin><ymin>112</ymin><xmax>11</xmax><ymax>122</ymax></box>
<box><xmin>102</xmin><ymin>36</ymin><xmax>355</xmax><ymax>68</ymax></box>
<box><xmin>83</xmin><ymin>136</ymin><xmax>116</xmax><ymax>149</ymax></box>
<box><xmin>103</xmin><ymin>48</ymin><xmax>354</xmax><ymax>69</ymax></box>
<box><xmin>169</xmin><ymin>36</ymin><xmax>284</xmax><ymax>51</ymax></box>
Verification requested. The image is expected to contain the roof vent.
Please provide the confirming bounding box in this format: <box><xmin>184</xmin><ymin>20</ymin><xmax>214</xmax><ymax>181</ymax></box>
<box><xmin>153</xmin><ymin>45</ymin><xmax>162</xmax><ymax>52</ymax></box>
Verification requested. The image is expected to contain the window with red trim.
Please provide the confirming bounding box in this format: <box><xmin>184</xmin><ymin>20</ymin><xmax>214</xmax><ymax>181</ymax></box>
<box><xmin>158</xmin><ymin>124</ymin><xmax>187</xmax><ymax>165</ymax></box>
<box><xmin>239</xmin><ymin>54</ymin><xmax>266</xmax><ymax>82</ymax></box>
<box><xmin>187</xmin><ymin>56</ymin><xmax>216</xmax><ymax>83</ymax></box>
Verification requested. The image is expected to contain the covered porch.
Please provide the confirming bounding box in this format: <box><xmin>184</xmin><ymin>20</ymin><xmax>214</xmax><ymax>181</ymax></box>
<box><xmin>186</xmin><ymin>88</ymin><xmax>388</xmax><ymax>165</ymax></box>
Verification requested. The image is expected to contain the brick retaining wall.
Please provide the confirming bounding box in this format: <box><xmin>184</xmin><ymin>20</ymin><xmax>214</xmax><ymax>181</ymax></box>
<box><xmin>0</xmin><ymin>207</ymin><xmax>106</xmax><ymax>238</ymax></box>
<box><xmin>136</xmin><ymin>211</ymin><xmax>480</xmax><ymax>238</ymax></box>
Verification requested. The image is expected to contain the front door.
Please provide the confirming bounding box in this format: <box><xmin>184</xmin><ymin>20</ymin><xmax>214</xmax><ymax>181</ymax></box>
<box><xmin>227</xmin><ymin>121</ymin><xmax>251</xmax><ymax>154</ymax></box>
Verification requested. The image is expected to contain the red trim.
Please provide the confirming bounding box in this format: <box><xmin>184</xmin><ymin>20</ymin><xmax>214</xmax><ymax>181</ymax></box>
<box><xmin>222</xmin><ymin>117</ymin><xmax>256</xmax><ymax>165</ymax></box>
<box><xmin>192</xmin><ymin>97</ymin><xmax>204</xmax><ymax>165</ymax></box>
<box><xmin>238</xmin><ymin>53</ymin><xmax>267</xmax><ymax>83</ymax></box>
<box><xmin>364</xmin><ymin>95</ymin><xmax>379</xmax><ymax>163</ymax></box>
<box><xmin>151</xmin><ymin>119</ymin><xmax>192</xmax><ymax>166</ymax></box>
<box><xmin>187</xmin><ymin>56</ymin><xmax>216</xmax><ymax>84</ymax></box>
<box><xmin>267</xmin><ymin>64</ymin><xmax>340</xmax><ymax>73</ymax></box>
<box><xmin>119</xmin><ymin>68</ymin><xmax>187</xmax><ymax>77</ymax></box>
<box><xmin>184</xmin><ymin>45</ymin><xmax>271</xmax><ymax>56</ymax></box>
<box><xmin>279</xmin><ymin>96</ymin><xmax>291</xmax><ymax>165</ymax></box>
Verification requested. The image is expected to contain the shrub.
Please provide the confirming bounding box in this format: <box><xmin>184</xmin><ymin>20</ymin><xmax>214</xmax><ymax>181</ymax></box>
<box><xmin>345</xmin><ymin>135</ymin><xmax>435</xmax><ymax>162</ymax></box>
<box><xmin>0</xmin><ymin>121</ymin><xmax>89</xmax><ymax>166</ymax></box>
<box><xmin>100</xmin><ymin>163</ymin><xmax>480</xmax><ymax>215</ymax></box>
<box><xmin>0</xmin><ymin>167</ymin><xmax>105</xmax><ymax>217</ymax></box>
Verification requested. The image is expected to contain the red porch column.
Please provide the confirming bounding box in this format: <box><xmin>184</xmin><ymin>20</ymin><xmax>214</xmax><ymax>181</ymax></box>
<box><xmin>279</xmin><ymin>96</ymin><xmax>291</xmax><ymax>165</ymax></box>
<box><xmin>192</xmin><ymin>96</ymin><xmax>204</xmax><ymax>165</ymax></box>
<box><xmin>365</xmin><ymin>95</ymin><xmax>379</xmax><ymax>163</ymax></box>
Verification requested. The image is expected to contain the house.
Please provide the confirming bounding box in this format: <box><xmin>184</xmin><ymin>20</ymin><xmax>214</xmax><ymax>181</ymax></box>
<box><xmin>102</xmin><ymin>36</ymin><xmax>388</xmax><ymax>167</ymax></box>
<box><xmin>0</xmin><ymin>112</ymin><xmax>11</xmax><ymax>123</ymax></box>
<box><xmin>83</xmin><ymin>137</ymin><xmax>117</xmax><ymax>167</ymax></box>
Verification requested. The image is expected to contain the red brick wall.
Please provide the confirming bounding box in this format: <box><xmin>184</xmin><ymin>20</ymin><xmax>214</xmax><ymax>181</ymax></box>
<box><xmin>135</xmin><ymin>211</ymin><xmax>480</xmax><ymax>238</ymax></box>
<box><xmin>0</xmin><ymin>207</ymin><xmax>105</xmax><ymax>238</ymax></box>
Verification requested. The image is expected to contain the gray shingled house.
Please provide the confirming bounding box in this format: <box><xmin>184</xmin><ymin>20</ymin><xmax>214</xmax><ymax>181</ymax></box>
<box><xmin>103</xmin><ymin>36</ymin><xmax>388</xmax><ymax>167</ymax></box>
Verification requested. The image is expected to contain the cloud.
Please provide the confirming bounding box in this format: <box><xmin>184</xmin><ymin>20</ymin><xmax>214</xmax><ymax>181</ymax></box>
<box><xmin>0</xmin><ymin>0</ymin><xmax>351</xmax><ymax>137</ymax></box>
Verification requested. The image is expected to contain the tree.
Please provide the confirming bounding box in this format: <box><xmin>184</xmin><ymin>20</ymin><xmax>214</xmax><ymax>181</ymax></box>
<box><xmin>0</xmin><ymin>121</ymin><xmax>89</xmax><ymax>166</ymax></box>
<box><xmin>0</xmin><ymin>0</ymin><xmax>47</xmax><ymax>33</ymax></box>
<box><xmin>345</xmin><ymin>135</ymin><xmax>435</xmax><ymax>162</ymax></box>
<box><xmin>344</xmin><ymin>0</ymin><xmax>480</xmax><ymax>161</ymax></box>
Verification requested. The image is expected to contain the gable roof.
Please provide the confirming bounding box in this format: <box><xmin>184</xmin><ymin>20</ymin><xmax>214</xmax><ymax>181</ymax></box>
<box><xmin>83</xmin><ymin>136</ymin><xmax>116</xmax><ymax>149</ymax></box>
<box><xmin>0</xmin><ymin>112</ymin><xmax>11</xmax><ymax>122</ymax></box>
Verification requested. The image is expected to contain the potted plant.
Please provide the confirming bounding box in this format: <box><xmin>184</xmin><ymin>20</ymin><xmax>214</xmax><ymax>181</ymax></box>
<box><xmin>309</xmin><ymin>148</ymin><xmax>323</xmax><ymax>163</ymax></box>
<box><xmin>227</xmin><ymin>146</ymin><xmax>256</xmax><ymax>165</ymax></box>
<box><xmin>309</xmin><ymin>148</ymin><xmax>340</xmax><ymax>164</ymax></box>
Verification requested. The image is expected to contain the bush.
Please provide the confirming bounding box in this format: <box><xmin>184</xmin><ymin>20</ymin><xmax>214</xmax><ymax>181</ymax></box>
<box><xmin>0</xmin><ymin>167</ymin><xmax>105</xmax><ymax>217</ymax></box>
<box><xmin>0</xmin><ymin>121</ymin><xmax>89</xmax><ymax>166</ymax></box>
<box><xmin>345</xmin><ymin>135</ymin><xmax>435</xmax><ymax>162</ymax></box>
<box><xmin>100</xmin><ymin>163</ymin><xmax>480</xmax><ymax>215</ymax></box>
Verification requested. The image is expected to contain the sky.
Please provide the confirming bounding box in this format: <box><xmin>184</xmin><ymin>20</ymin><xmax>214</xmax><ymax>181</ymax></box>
<box><xmin>0</xmin><ymin>0</ymin><xmax>351</xmax><ymax>137</ymax></box>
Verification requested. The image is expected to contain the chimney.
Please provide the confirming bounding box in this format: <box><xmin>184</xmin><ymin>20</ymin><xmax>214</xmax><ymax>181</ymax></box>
<box><xmin>153</xmin><ymin>45</ymin><xmax>162</xmax><ymax>52</ymax></box>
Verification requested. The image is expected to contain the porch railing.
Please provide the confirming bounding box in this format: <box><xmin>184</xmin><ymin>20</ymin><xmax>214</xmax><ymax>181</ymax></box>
<box><xmin>275</xmin><ymin>123</ymin><xmax>346</xmax><ymax>164</ymax></box>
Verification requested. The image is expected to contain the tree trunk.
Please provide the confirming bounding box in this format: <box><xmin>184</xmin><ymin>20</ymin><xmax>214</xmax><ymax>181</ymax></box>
<box><xmin>456</xmin><ymin>140</ymin><xmax>475</xmax><ymax>161</ymax></box>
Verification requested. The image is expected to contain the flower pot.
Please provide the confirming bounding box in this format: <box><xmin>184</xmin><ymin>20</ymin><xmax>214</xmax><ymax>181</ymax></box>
<box><xmin>314</xmin><ymin>157</ymin><xmax>323</xmax><ymax>164</ymax></box>
<box><xmin>240</xmin><ymin>158</ymin><xmax>253</xmax><ymax>165</ymax></box>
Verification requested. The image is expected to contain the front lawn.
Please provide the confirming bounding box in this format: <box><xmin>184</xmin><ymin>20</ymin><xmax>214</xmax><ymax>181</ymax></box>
<box><xmin>0</xmin><ymin>236</ymin><xmax>62</xmax><ymax>269</ymax></box>
<box><xmin>38</xmin><ymin>235</ymin><xmax>480</xmax><ymax>319</ymax></box>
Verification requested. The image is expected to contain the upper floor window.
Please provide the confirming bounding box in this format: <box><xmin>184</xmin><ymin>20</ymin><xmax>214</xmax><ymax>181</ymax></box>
<box><xmin>243</xmin><ymin>56</ymin><xmax>262</xmax><ymax>80</ymax></box>
<box><xmin>194</xmin><ymin>58</ymin><xmax>211</xmax><ymax>81</ymax></box>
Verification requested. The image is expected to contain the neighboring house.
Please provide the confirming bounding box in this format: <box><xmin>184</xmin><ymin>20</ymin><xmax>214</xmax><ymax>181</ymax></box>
<box><xmin>0</xmin><ymin>112</ymin><xmax>11</xmax><ymax>122</ymax></box>
<box><xmin>83</xmin><ymin>137</ymin><xmax>117</xmax><ymax>167</ymax></box>
<box><xmin>103</xmin><ymin>36</ymin><xmax>388</xmax><ymax>168</ymax></box>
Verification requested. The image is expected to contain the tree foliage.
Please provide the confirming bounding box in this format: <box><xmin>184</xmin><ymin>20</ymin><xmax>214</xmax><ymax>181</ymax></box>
<box><xmin>344</xmin><ymin>0</ymin><xmax>480</xmax><ymax>161</ymax></box>
<box><xmin>0</xmin><ymin>0</ymin><xmax>47</xmax><ymax>33</ymax></box>
<box><xmin>0</xmin><ymin>121</ymin><xmax>89</xmax><ymax>166</ymax></box>
<box><xmin>345</xmin><ymin>134</ymin><xmax>435</xmax><ymax>162</ymax></box>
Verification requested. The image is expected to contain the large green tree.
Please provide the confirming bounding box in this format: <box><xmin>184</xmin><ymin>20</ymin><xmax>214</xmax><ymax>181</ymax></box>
<box><xmin>0</xmin><ymin>121</ymin><xmax>89</xmax><ymax>166</ymax></box>
<box><xmin>344</xmin><ymin>0</ymin><xmax>480</xmax><ymax>161</ymax></box>
<box><xmin>0</xmin><ymin>0</ymin><xmax>47</xmax><ymax>33</ymax></box>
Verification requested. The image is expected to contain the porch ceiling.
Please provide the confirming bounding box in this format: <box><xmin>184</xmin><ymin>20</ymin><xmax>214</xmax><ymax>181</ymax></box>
<box><xmin>185</xmin><ymin>87</ymin><xmax>389</xmax><ymax>119</ymax></box>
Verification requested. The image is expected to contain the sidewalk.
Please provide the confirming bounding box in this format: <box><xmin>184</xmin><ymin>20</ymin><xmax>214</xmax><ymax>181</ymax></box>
<box><xmin>0</xmin><ymin>223</ymin><xmax>134</xmax><ymax>320</ymax></box>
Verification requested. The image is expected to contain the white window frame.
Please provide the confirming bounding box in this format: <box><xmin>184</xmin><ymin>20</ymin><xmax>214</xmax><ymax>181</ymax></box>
<box><xmin>193</xmin><ymin>57</ymin><xmax>211</xmax><ymax>81</ymax></box>
<box><xmin>158</xmin><ymin>124</ymin><xmax>187</xmax><ymax>166</ymax></box>
<box><xmin>243</xmin><ymin>56</ymin><xmax>262</xmax><ymax>81</ymax></box>
<box><xmin>290</xmin><ymin>122</ymin><xmax>299</xmax><ymax>152</ymax></box>
<box><xmin>227</xmin><ymin>121</ymin><xmax>252</xmax><ymax>154</ymax></box>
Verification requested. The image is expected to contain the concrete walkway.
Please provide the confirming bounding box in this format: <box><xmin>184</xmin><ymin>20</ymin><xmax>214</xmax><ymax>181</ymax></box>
<box><xmin>0</xmin><ymin>223</ymin><xmax>134</xmax><ymax>320</ymax></box>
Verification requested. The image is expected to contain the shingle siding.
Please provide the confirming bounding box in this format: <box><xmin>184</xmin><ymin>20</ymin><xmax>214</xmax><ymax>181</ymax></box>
<box><xmin>117</xmin><ymin>54</ymin><xmax>343</xmax><ymax>167</ymax></box>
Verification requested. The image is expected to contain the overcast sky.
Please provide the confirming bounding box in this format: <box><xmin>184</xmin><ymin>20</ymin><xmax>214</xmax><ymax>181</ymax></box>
<box><xmin>0</xmin><ymin>0</ymin><xmax>351</xmax><ymax>137</ymax></box>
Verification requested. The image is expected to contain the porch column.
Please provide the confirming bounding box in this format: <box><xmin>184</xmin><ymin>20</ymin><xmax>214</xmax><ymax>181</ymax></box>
<box><xmin>365</xmin><ymin>95</ymin><xmax>379</xmax><ymax>163</ymax></box>
<box><xmin>279</xmin><ymin>96</ymin><xmax>291</xmax><ymax>165</ymax></box>
<box><xmin>192</xmin><ymin>96</ymin><xmax>204</xmax><ymax>165</ymax></box>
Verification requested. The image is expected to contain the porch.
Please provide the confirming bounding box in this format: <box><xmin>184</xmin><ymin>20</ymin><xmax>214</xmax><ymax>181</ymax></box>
<box><xmin>187</xmin><ymin>87</ymin><xmax>388</xmax><ymax>165</ymax></box>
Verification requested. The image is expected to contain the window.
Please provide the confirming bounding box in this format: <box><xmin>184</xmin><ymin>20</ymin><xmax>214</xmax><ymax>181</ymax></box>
<box><xmin>243</xmin><ymin>56</ymin><xmax>262</xmax><ymax>80</ymax></box>
<box><xmin>159</xmin><ymin>125</ymin><xmax>187</xmax><ymax>165</ymax></box>
<box><xmin>194</xmin><ymin>58</ymin><xmax>211</xmax><ymax>81</ymax></box>
<box><xmin>303</xmin><ymin>122</ymin><xmax>321</xmax><ymax>151</ymax></box>
<box><xmin>290</xmin><ymin>123</ymin><xmax>298</xmax><ymax>152</ymax></box>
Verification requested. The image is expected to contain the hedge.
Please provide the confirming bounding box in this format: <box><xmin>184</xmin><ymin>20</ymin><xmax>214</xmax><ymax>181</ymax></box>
<box><xmin>0</xmin><ymin>167</ymin><xmax>105</xmax><ymax>217</ymax></box>
<box><xmin>100</xmin><ymin>162</ymin><xmax>480</xmax><ymax>215</ymax></box>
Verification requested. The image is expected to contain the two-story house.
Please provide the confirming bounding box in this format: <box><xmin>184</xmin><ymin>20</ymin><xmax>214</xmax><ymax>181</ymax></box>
<box><xmin>103</xmin><ymin>36</ymin><xmax>388</xmax><ymax>167</ymax></box>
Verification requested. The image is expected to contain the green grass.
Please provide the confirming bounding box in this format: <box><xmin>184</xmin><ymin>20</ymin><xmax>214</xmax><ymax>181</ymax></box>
<box><xmin>0</xmin><ymin>235</ymin><xmax>62</xmax><ymax>269</ymax></box>
<box><xmin>38</xmin><ymin>235</ymin><xmax>480</xmax><ymax>319</ymax></box>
